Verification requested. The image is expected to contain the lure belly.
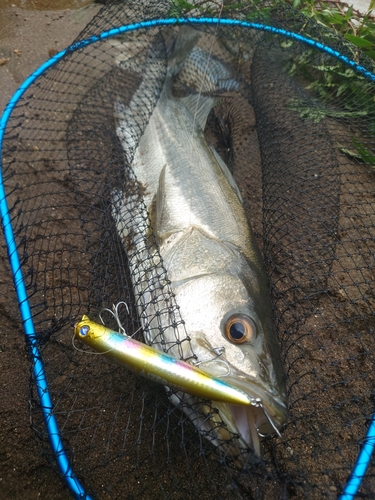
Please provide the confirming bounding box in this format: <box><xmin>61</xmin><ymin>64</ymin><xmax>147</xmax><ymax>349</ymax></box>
<box><xmin>75</xmin><ymin>315</ymin><xmax>257</xmax><ymax>406</ymax></box>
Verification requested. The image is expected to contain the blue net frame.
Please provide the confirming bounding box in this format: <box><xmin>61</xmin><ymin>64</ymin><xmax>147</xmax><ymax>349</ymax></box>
<box><xmin>0</xmin><ymin>14</ymin><xmax>375</xmax><ymax>500</ymax></box>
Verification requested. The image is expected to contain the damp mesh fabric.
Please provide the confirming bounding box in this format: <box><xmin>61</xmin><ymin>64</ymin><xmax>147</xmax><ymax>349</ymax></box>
<box><xmin>1</xmin><ymin>0</ymin><xmax>375</xmax><ymax>498</ymax></box>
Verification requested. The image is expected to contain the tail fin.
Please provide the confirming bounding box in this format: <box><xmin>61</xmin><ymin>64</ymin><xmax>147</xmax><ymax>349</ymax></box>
<box><xmin>166</xmin><ymin>26</ymin><xmax>201</xmax><ymax>77</ymax></box>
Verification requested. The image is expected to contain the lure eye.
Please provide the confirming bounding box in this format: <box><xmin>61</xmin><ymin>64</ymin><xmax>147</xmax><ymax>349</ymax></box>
<box><xmin>224</xmin><ymin>315</ymin><xmax>256</xmax><ymax>344</ymax></box>
<box><xmin>80</xmin><ymin>325</ymin><xmax>90</xmax><ymax>337</ymax></box>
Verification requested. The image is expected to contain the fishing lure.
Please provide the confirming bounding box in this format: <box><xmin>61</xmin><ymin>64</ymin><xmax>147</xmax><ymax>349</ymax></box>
<box><xmin>75</xmin><ymin>315</ymin><xmax>258</xmax><ymax>406</ymax></box>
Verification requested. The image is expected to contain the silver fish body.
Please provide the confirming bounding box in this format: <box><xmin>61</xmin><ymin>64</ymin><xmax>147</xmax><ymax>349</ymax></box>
<box><xmin>113</xmin><ymin>43</ymin><xmax>287</xmax><ymax>458</ymax></box>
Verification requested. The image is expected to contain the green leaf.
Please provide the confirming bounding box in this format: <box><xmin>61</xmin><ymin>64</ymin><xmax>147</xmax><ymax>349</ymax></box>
<box><xmin>336</xmin><ymin>83</ymin><xmax>349</xmax><ymax>96</ymax></box>
<box><xmin>363</xmin><ymin>49</ymin><xmax>375</xmax><ymax>61</ymax></box>
<box><xmin>327</xmin><ymin>12</ymin><xmax>346</xmax><ymax>26</ymax></box>
<box><xmin>364</xmin><ymin>35</ymin><xmax>375</xmax><ymax>45</ymax></box>
<box><xmin>345</xmin><ymin>34</ymin><xmax>374</xmax><ymax>48</ymax></box>
<box><xmin>289</xmin><ymin>99</ymin><xmax>327</xmax><ymax>122</ymax></box>
<box><xmin>339</xmin><ymin>146</ymin><xmax>362</xmax><ymax>160</ymax></box>
<box><xmin>281</xmin><ymin>39</ymin><xmax>294</xmax><ymax>48</ymax></box>
<box><xmin>290</xmin><ymin>98</ymin><xmax>368</xmax><ymax>122</ymax></box>
<box><xmin>344</xmin><ymin>6</ymin><xmax>354</xmax><ymax>21</ymax></box>
<box><xmin>352</xmin><ymin>138</ymin><xmax>375</xmax><ymax>166</ymax></box>
<box><xmin>169</xmin><ymin>0</ymin><xmax>195</xmax><ymax>13</ymax></box>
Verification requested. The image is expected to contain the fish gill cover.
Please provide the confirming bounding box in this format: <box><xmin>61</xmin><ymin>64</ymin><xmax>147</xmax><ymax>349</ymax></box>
<box><xmin>1</xmin><ymin>0</ymin><xmax>375</xmax><ymax>498</ymax></box>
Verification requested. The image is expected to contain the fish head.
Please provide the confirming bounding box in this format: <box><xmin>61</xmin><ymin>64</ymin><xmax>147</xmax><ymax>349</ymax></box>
<box><xmin>172</xmin><ymin>267</ymin><xmax>287</xmax><ymax>456</ymax></box>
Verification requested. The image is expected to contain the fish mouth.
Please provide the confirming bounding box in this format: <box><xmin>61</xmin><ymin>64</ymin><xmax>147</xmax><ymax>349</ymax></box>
<box><xmin>212</xmin><ymin>376</ymin><xmax>287</xmax><ymax>457</ymax></box>
<box><xmin>228</xmin><ymin>404</ymin><xmax>264</xmax><ymax>457</ymax></box>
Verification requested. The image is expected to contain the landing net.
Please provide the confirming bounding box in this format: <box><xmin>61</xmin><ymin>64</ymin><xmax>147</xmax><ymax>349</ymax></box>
<box><xmin>1</xmin><ymin>1</ymin><xmax>375</xmax><ymax>498</ymax></box>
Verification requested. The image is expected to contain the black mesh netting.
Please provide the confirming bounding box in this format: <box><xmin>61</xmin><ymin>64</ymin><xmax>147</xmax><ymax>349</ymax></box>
<box><xmin>1</xmin><ymin>0</ymin><xmax>375</xmax><ymax>498</ymax></box>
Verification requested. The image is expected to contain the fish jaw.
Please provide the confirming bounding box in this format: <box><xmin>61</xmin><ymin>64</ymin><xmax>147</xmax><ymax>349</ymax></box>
<box><xmin>171</xmin><ymin>384</ymin><xmax>286</xmax><ymax>460</ymax></box>
<box><xmin>215</xmin><ymin>403</ymin><xmax>267</xmax><ymax>458</ymax></box>
<box><xmin>229</xmin><ymin>404</ymin><xmax>263</xmax><ymax>457</ymax></box>
<box><xmin>204</xmin><ymin>377</ymin><xmax>287</xmax><ymax>458</ymax></box>
<box><xmin>225</xmin><ymin>374</ymin><xmax>286</xmax><ymax>426</ymax></box>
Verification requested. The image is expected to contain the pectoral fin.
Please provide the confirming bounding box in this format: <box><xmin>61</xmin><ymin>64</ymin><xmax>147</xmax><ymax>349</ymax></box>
<box><xmin>153</xmin><ymin>164</ymin><xmax>188</xmax><ymax>247</ymax></box>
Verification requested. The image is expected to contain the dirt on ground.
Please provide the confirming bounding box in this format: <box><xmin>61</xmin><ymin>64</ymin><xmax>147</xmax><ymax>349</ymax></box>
<box><xmin>0</xmin><ymin>2</ymin><xmax>101</xmax><ymax>498</ymax></box>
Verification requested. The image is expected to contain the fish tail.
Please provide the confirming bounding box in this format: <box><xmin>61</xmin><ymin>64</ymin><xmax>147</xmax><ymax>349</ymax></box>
<box><xmin>166</xmin><ymin>26</ymin><xmax>202</xmax><ymax>78</ymax></box>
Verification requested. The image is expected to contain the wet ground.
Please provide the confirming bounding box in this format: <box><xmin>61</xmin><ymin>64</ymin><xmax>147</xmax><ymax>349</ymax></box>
<box><xmin>0</xmin><ymin>2</ymin><xmax>101</xmax><ymax>498</ymax></box>
<box><xmin>0</xmin><ymin>1</ymin><xmax>100</xmax><ymax>115</ymax></box>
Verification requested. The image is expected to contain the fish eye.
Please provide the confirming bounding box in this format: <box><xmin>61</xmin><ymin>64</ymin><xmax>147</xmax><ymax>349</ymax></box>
<box><xmin>224</xmin><ymin>315</ymin><xmax>256</xmax><ymax>344</ymax></box>
<box><xmin>80</xmin><ymin>325</ymin><xmax>90</xmax><ymax>337</ymax></box>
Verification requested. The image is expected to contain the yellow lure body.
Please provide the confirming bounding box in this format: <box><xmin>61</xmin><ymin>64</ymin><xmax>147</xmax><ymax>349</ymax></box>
<box><xmin>75</xmin><ymin>315</ymin><xmax>255</xmax><ymax>406</ymax></box>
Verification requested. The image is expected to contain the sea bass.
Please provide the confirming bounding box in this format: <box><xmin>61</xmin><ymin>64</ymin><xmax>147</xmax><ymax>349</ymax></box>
<box><xmin>112</xmin><ymin>37</ymin><xmax>287</xmax><ymax>458</ymax></box>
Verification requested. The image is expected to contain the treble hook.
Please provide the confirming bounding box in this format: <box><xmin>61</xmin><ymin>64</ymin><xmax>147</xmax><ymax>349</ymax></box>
<box><xmin>99</xmin><ymin>301</ymin><xmax>143</xmax><ymax>339</ymax></box>
<box><xmin>254</xmin><ymin>399</ymin><xmax>283</xmax><ymax>439</ymax></box>
<box><xmin>99</xmin><ymin>301</ymin><xmax>130</xmax><ymax>336</ymax></box>
<box><xmin>193</xmin><ymin>346</ymin><xmax>231</xmax><ymax>376</ymax></box>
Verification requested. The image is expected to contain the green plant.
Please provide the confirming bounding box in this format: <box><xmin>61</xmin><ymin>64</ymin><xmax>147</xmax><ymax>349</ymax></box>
<box><xmin>291</xmin><ymin>0</ymin><xmax>375</xmax><ymax>61</ymax></box>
